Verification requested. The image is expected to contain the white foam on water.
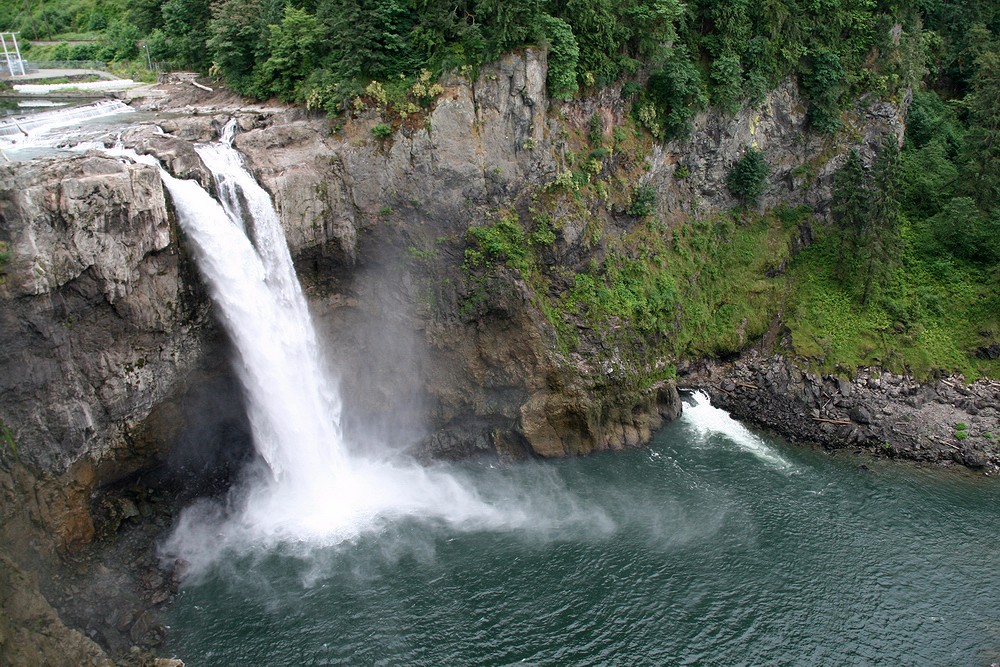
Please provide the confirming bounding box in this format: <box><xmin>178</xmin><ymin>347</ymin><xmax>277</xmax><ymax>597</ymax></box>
<box><xmin>681</xmin><ymin>390</ymin><xmax>795</xmax><ymax>470</ymax></box>
<box><xmin>13</xmin><ymin>79</ymin><xmax>139</xmax><ymax>95</ymax></box>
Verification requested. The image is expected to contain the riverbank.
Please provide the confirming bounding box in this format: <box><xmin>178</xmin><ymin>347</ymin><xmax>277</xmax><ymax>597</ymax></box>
<box><xmin>681</xmin><ymin>351</ymin><xmax>1000</xmax><ymax>473</ymax></box>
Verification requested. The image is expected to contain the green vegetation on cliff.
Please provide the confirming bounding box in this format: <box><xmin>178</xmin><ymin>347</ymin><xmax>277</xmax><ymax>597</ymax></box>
<box><xmin>8</xmin><ymin>0</ymin><xmax>921</xmax><ymax>134</ymax></box>
<box><xmin>7</xmin><ymin>0</ymin><xmax>997</xmax><ymax>379</ymax></box>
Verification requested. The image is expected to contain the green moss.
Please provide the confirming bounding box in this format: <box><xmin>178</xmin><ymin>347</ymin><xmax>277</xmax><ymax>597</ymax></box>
<box><xmin>1</xmin><ymin>419</ymin><xmax>15</xmax><ymax>454</ymax></box>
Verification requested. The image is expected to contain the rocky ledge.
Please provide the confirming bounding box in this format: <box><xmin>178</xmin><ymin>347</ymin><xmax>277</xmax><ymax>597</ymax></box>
<box><xmin>684</xmin><ymin>352</ymin><xmax>1000</xmax><ymax>472</ymax></box>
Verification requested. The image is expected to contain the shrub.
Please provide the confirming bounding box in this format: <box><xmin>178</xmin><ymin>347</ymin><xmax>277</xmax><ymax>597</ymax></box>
<box><xmin>727</xmin><ymin>147</ymin><xmax>770</xmax><ymax>206</ymax></box>
<box><xmin>467</xmin><ymin>214</ymin><xmax>530</xmax><ymax>274</ymax></box>
<box><xmin>371</xmin><ymin>123</ymin><xmax>393</xmax><ymax>139</ymax></box>
<box><xmin>628</xmin><ymin>184</ymin><xmax>658</xmax><ymax>217</ymax></box>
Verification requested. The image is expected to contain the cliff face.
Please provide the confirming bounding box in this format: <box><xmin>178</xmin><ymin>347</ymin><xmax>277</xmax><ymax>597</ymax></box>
<box><xmin>0</xmin><ymin>155</ymin><xmax>211</xmax><ymax>564</ymax></box>
<box><xmin>0</xmin><ymin>49</ymin><xmax>909</xmax><ymax>664</ymax></box>
<box><xmin>0</xmin><ymin>50</ymin><xmax>905</xmax><ymax>529</ymax></box>
<box><xmin>0</xmin><ymin>156</ymin><xmax>185</xmax><ymax>472</ymax></box>
<box><xmin>224</xmin><ymin>50</ymin><xmax>900</xmax><ymax>461</ymax></box>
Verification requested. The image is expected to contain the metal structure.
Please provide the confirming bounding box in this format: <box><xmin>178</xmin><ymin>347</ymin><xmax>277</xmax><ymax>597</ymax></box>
<box><xmin>1</xmin><ymin>32</ymin><xmax>26</xmax><ymax>77</ymax></box>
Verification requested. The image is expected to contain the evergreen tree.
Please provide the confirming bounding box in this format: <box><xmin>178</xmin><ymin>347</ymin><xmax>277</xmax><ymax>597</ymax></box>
<box><xmin>831</xmin><ymin>149</ymin><xmax>867</xmax><ymax>283</ymax></box>
<box><xmin>727</xmin><ymin>146</ymin><xmax>770</xmax><ymax>207</ymax></box>
<box><xmin>961</xmin><ymin>46</ymin><xmax>1000</xmax><ymax>210</ymax></box>
<box><xmin>255</xmin><ymin>6</ymin><xmax>325</xmax><ymax>100</ymax></box>
<box><xmin>830</xmin><ymin>144</ymin><xmax>903</xmax><ymax>305</ymax></box>
<box><xmin>207</xmin><ymin>0</ymin><xmax>284</xmax><ymax>94</ymax></box>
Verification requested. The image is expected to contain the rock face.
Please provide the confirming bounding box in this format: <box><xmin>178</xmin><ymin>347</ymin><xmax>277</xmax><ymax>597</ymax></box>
<box><xmin>0</xmin><ymin>155</ymin><xmax>204</xmax><ymax>476</ymax></box>
<box><xmin>225</xmin><ymin>50</ymin><xmax>899</xmax><ymax>462</ymax></box>
<box><xmin>0</xmin><ymin>552</ymin><xmax>112</xmax><ymax>667</ymax></box>
<box><xmin>0</xmin><ymin>48</ymin><xmax>923</xmax><ymax>664</ymax></box>
<box><xmin>229</xmin><ymin>50</ymin><xmax>685</xmax><ymax>460</ymax></box>
<box><xmin>0</xmin><ymin>51</ymin><xmax>904</xmax><ymax>488</ymax></box>
<box><xmin>0</xmin><ymin>152</ymin><xmax>246</xmax><ymax>664</ymax></box>
<box><xmin>649</xmin><ymin>80</ymin><xmax>905</xmax><ymax>217</ymax></box>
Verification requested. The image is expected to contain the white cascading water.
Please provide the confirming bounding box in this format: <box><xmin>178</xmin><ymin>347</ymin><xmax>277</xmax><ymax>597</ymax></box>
<box><xmin>681</xmin><ymin>390</ymin><xmax>794</xmax><ymax>470</ymax></box>
<box><xmin>113</xmin><ymin>121</ymin><xmax>571</xmax><ymax>570</ymax></box>
<box><xmin>191</xmin><ymin>120</ymin><xmax>347</xmax><ymax>481</ymax></box>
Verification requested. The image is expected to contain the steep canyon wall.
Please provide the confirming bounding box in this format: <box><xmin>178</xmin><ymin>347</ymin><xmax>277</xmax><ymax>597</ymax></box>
<box><xmin>0</xmin><ymin>48</ymin><xmax>906</xmax><ymax>549</ymax></box>
<box><xmin>0</xmin><ymin>48</ymin><xmax>910</xmax><ymax>665</ymax></box>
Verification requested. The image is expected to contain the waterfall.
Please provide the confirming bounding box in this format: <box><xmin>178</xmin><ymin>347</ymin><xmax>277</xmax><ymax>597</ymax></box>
<box><xmin>184</xmin><ymin>119</ymin><xmax>346</xmax><ymax>483</ymax></box>
<box><xmin>124</xmin><ymin>120</ymin><xmax>534</xmax><ymax>565</ymax></box>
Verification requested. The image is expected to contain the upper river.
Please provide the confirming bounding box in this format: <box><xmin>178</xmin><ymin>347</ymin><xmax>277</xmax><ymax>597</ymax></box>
<box><xmin>162</xmin><ymin>394</ymin><xmax>1000</xmax><ymax>666</ymax></box>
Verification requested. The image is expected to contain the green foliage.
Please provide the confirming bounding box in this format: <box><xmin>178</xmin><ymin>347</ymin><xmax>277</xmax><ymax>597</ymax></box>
<box><xmin>643</xmin><ymin>45</ymin><xmax>708</xmax><ymax>139</ymax></box>
<box><xmin>710</xmin><ymin>52</ymin><xmax>744</xmax><ymax>114</ymax></box>
<box><xmin>254</xmin><ymin>6</ymin><xmax>324</xmax><ymax>101</ymax></box>
<box><xmin>32</xmin><ymin>0</ymin><xmax>928</xmax><ymax>139</ymax></box>
<box><xmin>802</xmin><ymin>47</ymin><xmax>847</xmax><ymax>133</ymax></box>
<box><xmin>539</xmin><ymin>14</ymin><xmax>579</xmax><ymax>100</ymax></box>
<box><xmin>371</xmin><ymin>123</ymin><xmax>393</xmax><ymax>139</ymax></box>
<box><xmin>786</xmin><ymin>219</ymin><xmax>998</xmax><ymax>379</ymax></box>
<box><xmin>161</xmin><ymin>0</ymin><xmax>212</xmax><ymax>69</ymax></box>
<box><xmin>96</xmin><ymin>19</ymin><xmax>141</xmax><ymax>60</ymax></box>
<box><xmin>930</xmin><ymin>197</ymin><xmax>1000</xmax><ymax>264</ymax></box>
<box><xmin>627</xmin><ymin>184</ymin><xmax>658</xmax><ymax>217</ymax></box>
<box><xmin>830</xmin><ymin>145</ymin><xmax>904</xmax><ymax>305</ymax></box>
<box><xmin>477</xmin><ymin>0</ymin><xmax>543</xmax><ymax>59</ymax></box>
<box><xmin>556</xmin><ymin>208</ymin><xmax>806</xmax><ymax>358</ymax></box>
<box><xmin>0</xmin><ymin>419</ymin><xmax>15</xmax><ymax>454</ymax></box>
<box><xmin>905</xmin><ymin>91</ymin><xmax>964</xmax><ymax>153</ymax></box>
<box><xmin>465</xmin><ymin>213</ymin><xmax>531</xmax><ymax>275</ymax></box>
<box><xmin>960</xmin><ymin>47</ymin><xmax>1000</xmax><ymax>210</ymax></box>
<box><xmin>727</xmin><ymin>147</ymin><xmax>770</xmax><ymax>207</ymax></box>
<box><xmin>207</xmin><ymin>0</ymin><xmax>284</xmax><ymax>94</ymax></box>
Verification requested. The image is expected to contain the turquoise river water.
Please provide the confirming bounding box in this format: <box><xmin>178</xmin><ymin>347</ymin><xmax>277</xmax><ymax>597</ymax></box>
<box><xmin>162</xmin><ymin>397</ymin><xmax>1000</xmax><ymax>666</ymax></box>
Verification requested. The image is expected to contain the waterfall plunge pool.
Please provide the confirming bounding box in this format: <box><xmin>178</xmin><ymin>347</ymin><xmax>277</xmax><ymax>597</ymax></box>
<box><xmin>161</xmin><ymin>397</ymin><xmax>1000</xmax><ymax>666</ymax></box>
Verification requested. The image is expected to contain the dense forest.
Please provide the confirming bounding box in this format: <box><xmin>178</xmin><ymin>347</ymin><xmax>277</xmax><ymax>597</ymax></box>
<box><xmin>5</xmin><ymin>0</ymin><xmax>940</xmax><ymax>130</ymax></box>
<box><xmin>4</xmin><ymin>0</ymin><xmax>999</xmax><ymax>377</ymax></box>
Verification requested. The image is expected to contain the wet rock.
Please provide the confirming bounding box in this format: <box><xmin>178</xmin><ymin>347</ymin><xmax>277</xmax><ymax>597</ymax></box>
<box><xmin>961</xmin><ymin>448</ymin><xmax>988</xmax><ymax>468</ymax></box>
<box><xmin>0</xmin><ymin>552</ymin><xmax>113</xmax><ymax>666</ymax></box>
<box><xmin>121</xmin><ymin>127</ymin><xmax>214</xmax><ymax>189</ymax></box>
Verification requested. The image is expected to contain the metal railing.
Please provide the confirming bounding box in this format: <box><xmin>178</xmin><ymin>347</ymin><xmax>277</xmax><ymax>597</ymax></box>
<box><xmin>23</xmin><ymin>60</ymin><xmax>110</xmax><ymax>71</ymax></box>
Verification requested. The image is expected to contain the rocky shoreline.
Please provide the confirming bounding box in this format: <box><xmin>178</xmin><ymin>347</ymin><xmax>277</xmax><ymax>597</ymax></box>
<box><xmin>682</xmin><ymin>351</ymin><xmax>1000</xmax><ymax>473</ymax></box>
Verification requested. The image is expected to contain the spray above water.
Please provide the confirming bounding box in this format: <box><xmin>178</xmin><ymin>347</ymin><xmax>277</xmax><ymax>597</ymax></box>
<box><xmin>114</xmin><ymin>121</ymin><xmax>609</xmax><ymax>573</ymax></box>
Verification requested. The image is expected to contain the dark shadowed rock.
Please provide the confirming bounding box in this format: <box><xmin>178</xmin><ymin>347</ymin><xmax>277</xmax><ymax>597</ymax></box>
<box><xmin>850</xmin><ymin>405</ymin><xmax>873</xmax><ymax>424</ymax></box>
